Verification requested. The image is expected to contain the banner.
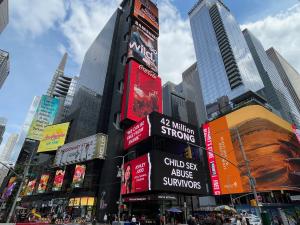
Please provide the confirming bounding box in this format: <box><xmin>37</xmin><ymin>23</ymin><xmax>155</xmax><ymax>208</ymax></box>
<box><xmin>124</xmin><ymin>112</ymin><xmax>200</xmax><ymax>150</ymax></box>
<box><xmin>27</xmin><ymin>95</ymin><xmax>60</xmax><ymax>140</ymax></box>
<box><xmin>52</xmin><ymin>170</ymin><xmax>65</xmax><ymax>191</ymax></box>
<box><xmin>26</xmin><ymin>179</ymin><xmax>37</xmax><ymax>196</ymax></box>
<box><xmin>133</xmin><ymin>0</ymin><xmax>159</xmax><ymax>34</ymax></box>
<box><xmin>128</xmin><ymin>23</ymin><xmax>158</xmax><ymax>73</ymax></box>
<box><xmin>72</xmin><ymin>165</ymin><xmax>86</xmax><ymax>188</ymax></box>
<box><xmin>37</xmin><ymin>122</ymin><xmax>70</xmax><ymax>152</ymax></box>
<box><xmin>1</xmin><ymin>177</ymin><xmax>16</xmax><ymax>200</ymax></box>
<box><xmin>204</xmin><ymin>105</ymin><xmax>300</xmax><ymax>194</ymax></box>
<box><xmin>37</xmin><ymin>174</ymin><xmax>50</xmax><ymax>193</ymax></box>
<box><xmin>121</xmin><ymin>60</ymin><xmax>162</xmax><ymax>123</ymax></box>
<box><xmin>54</xmin><ymin>133</ymin><xmax>107</xmax><ymax>167</ymax></box>
<box><xmin>121</xmin><ymin>154</ymin><xmax>150</xmax><ymax>195</ymax></box>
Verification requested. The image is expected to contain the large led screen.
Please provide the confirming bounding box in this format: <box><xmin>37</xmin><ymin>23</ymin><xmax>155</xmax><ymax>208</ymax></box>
<box><xmin>27</xmin><ymin>95</ymin><xmax>60</xmax><ymax>140</ymax></box>
<box><xmin>72</xmin><ymin>165</ymin><xmax>86</xmax><ymax>188</ymax></box>
<box><xmin>128</xmin><ymin>23</ymin><xmax>158</xmax><ymax>73</ymax></box>
<box><xmin>121</xmin><ymin>151</ymin><xmax>207</xmax><ymax>196</ymax></box>
<box><xmin>133</xmin><ymin>0</ymin><xmax>159</xmax><ymax>34</ymax></box>
<box><xmin>121</xmin><ymin>60</ymin><xmax>162</xmax><ymax>123</ymax></box>
<box><xmin>52</xmin><ymin>169</ymin><xmax>65</xmax><ymax>191</ymax></box>
<box><xmin>203</xmin><ymin>105</ymin><xmax>300</xmax><ymax>195</ymax></box>
<box><xmin>37</xmin><ymin>122</ymin><xmax>70</xmax><ymax>153</ymax></box>
<box><xmin>124</xmin><ymin>112</ymin><xmax>200</xmax><ymax>150</ymax></box>
<box><xmin>37</xmin><ymin>174</ymin><xmax>50</xmax><ymax>194</ymax></box>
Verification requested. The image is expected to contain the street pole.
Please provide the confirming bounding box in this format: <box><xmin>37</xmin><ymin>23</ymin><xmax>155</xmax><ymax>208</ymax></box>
<box><xmin>118</xmin><ymin>155</ymin><xmax>124</xmax><ymax>222</ymax></box>
<box><xmin>235</xmin><ymin>128</ymin><xmax>262</xmax><ymax>219</ymax></box>
<box><xmin>7</xmin><ymin>145</ymin><xmax>36</xmax><ymax>223</ymax></box>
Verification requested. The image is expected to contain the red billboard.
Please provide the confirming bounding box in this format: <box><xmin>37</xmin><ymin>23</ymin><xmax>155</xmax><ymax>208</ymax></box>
<box><xmin>121</xmin><ymin>154</ymin><xmax>150</xmax><ymax>195</ymax></box>
<box><xmin>121</xmin><ymin>60</ymin><xmax>162</xmax><ymax>123</ymax></box>
<box><xmin>37</xmin><ymin>174</ymin><xmax>49</xmax><ymax>194</ymax></box>
<box><xmin>128</xmin><ymin>22</ymin><xmax>158</xmax><ymax>73</ymax></box>
<box><xmin>124</xmin><ymin>116</ymin><xmax>151</xmax><ymax>149</ymax></box>
<box><xmin>133</xmin><ymin>0</ymin><xmax>159</xmax><ymax>35</ymax></box>
<box><xmin>72</xmin><ymin>165</ymin><xmax>86</xmax><ymax>188</ymax></box>
<box><xmin>52</xmin><ymin>169</ymin><xmax>65</xmax><ymax>191</ymax></box>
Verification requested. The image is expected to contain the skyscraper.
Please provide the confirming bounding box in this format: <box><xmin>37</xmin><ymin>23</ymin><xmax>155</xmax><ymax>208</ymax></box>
<box><xmin>0</xmin><ymin>0</ymin><xmax>8</xmax><ymax>33</ymax></box>
<box><xmin>189</xmin><ymin>0</ymin><xmax>264</xmax><ymax>119</ymax></box>
<box><xmin>243</xmin><ymin>29</ymin><xmax>300</xmax><ymax>126</ymax></box>
<box><xmin>0</xmin><ymin>117</ymin><xmax>6</xmax><ymax>145</ymax></box>
<box><xmin>0</xmin><ymin>133</ymin><xmax>18</xmax><ymax>161</ymax></box>
<box><xmin>267</xmin><ymin>47</ymin><xmax>300</xmax><ymax>113</ymax></box>
<box><xmin>0</xmin><ymin>49</ymin><xmax>9</xmax><ymax>89</ymax></box>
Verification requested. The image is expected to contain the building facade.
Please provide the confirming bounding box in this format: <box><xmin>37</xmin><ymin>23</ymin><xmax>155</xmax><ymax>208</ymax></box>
<box><xmin>267</xmin><ymin>47</ymin><xmax>300</xmax><ymax>113</ymax></box>
<box><xmin>0</xmin><ymin>49</ymin><xmax>9</xmax><ymax>89</ymax></box>
<box><xmin>0</xmin><ymin>117</ymin><xmax>6</xmax><ymax>145</ymax></box>
<box><xmin>0</xmin><ymin>0</ymin><xmax>8</xmax><ymax>34</ymax></box>
<box><xmin>243</xmin><ymin>29</ymin><xmax>300</xmax><ymax>126</ymax></box>
<box><xmin>189</xmin><ymin>0</ymin><xmax>264</xmax><ymax>119</ymax></box>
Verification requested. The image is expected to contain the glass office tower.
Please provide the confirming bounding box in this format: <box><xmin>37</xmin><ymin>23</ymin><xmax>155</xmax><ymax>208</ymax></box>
<box><xmin>189</xmin><ymin>0</ymin><xmax>264</xmax><ymax>119</ymax></box>
<box><xmin>243</xmin><ymin>29</ymin><xmax>300</xmax><ymax>126</ymax></box>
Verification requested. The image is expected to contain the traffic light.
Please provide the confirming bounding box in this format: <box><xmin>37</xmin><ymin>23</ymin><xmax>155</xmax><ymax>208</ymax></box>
<box><xmin>184</xmin><ymin>146</ymin><xmax>192</xmax><ymax>159</ymax></box>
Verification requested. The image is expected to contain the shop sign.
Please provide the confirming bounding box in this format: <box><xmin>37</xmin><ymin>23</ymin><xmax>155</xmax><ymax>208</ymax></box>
<box><xmin>54</xmin><ymin>133</ymin><xmax>107</xmax><ymax>166</ymax></box>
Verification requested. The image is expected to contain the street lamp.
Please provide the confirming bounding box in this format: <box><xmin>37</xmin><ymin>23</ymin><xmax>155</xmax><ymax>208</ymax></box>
<box><xmin>113</xmin><ymin>151</ymin><xmax>135</xmax><ymax>222</ymax></box>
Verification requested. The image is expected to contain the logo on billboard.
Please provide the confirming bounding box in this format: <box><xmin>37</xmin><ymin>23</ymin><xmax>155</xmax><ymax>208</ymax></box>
<box><xmin>128</xmin><ymin>24</ymin><xmax>158</xmax><ymax>73</ymax></box>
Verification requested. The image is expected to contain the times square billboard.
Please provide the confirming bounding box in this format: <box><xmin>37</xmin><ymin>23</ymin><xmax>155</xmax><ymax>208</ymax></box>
<box><xmin>124</xmin><ymin>112</ymin><xmax>200</xmax><ymax>150</ymax></box>
<box><xmin>121</xmin><ymin>151</ymin><xmax>208</xmax><ymax>196</ymax></box>
<box><xmin>128</xmin><ymin>21</ymin><xmax>158</xmax><ymax>73</ymax></box>
<box><xmin>203</xmin><ymin>105</ymin><xmax>300</xmax><ymax>195</ymax></box>
<box><xmin>121</xmin><ymin>60</ymin><xmax>162</xmax><ymax>123</ymax></box>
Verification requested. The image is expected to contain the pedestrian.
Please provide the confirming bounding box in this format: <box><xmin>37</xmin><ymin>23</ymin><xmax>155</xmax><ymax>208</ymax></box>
<box><xmin>132</xmin><ymin>215</ymin><xmax>137</xmax><ymax>225</ymax></box>
<box><xmin>104</xmin><ymin>214</ymin><xmax>108</xmax><ymax>224</ymax></box>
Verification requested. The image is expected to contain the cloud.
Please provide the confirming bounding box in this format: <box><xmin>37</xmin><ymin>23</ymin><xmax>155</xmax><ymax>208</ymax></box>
<box><xmin>58</xmin><ymin>0</ymin><xmax>195</xmax><ymax>84</ymax></box>
<box><xmin>11</xmin><ymin>0</ymin><xmax>68</xmax><ymax>37</ymax></box>
<box><xmin>241</xmin><ymin>3</ymin><xmax>300</xmax><ymax>73</ymax></box>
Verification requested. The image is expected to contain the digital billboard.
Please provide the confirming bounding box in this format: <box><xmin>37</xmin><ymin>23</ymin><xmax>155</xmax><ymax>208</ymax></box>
<box><xmin>1</xmin><ymin>177</ymin><xmax>16</xmax><ymax>200</ymax></box>
<box><xmin>37</xmin><ymin>174</ymin><xmax>49</xmax><ymax>194</ymax></box>
<box><xmin>54</xmin><ymin>133</ymin><xmax>107</xmax><ymax>167</ymax></box>
<box><xmin>203</xmin><ymin>105</ymin><xmax>300</xmax><ymax>195</ymax></box>
<box><xmin>124</xmin><ymin>112</ymin><xmax>200</xmax><ymax>149</ymax></box>
<box><xmin>37</xmin><ymin>122</ymin><xmax>70</xmax><ymax>153</ymax></box>
<box><xmin>26</xmin><ymin>179</ymin><xmax>37</xmax><ymax>196</ymax></box>
<box><xmin>121</xmin><ymin>151</ymin><xmax>208</xmax><ymax>196</ymax></box>
<box><xmin>121</xmin><ymin>60</ymin><xmax>162</xmax><ymax>123</ymax></box>
<box><xmin>128</xmin><ymin>22</ymin><xmax>158</xmax><ymax>73</ymax></box>
<box><xmin>121</xmin><ymin>154</ymin><xmax>150</xmax><ymax>195</ymax></box>
<box><xmin>52</xmin><ymin>169</ymin><xmax>65</xmax><ymax>191</ymax></box>
<box><xmin>27</xmin><ymin>95</ymin><xmax>60</xmax><ymax>140</ymax></box>
<box><xmin>72</xmin><ymin>165</ymin><xmax>86</xmax><ymax>188</ymax></box>
<box><xmin>133</xmin><ymin>0</ymin><xmax>159</xmax><ymax>34</ymax></box>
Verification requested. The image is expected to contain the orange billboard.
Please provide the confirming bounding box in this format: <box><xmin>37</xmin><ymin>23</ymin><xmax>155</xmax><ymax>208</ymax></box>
<box><xmin>204</xmin><ymin>105</ymin><xmax>300</xmax><ymax>195</ymax></box>
<box><xmin>133</xmin><ymin>0</ymin><xmax>159</xmax><ymax>34</ymax></box>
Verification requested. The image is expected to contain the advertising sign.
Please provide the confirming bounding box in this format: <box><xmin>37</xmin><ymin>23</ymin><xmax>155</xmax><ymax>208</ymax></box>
<box><xmin>124</xmin><ymin>112</ymin><xmax>200</xmax><ymax>150</ymax></box>
<box><xmin>151</xmin><ymin>151</ymin><xmax>207</xmax><ymax>195</ymax></box>
<box><xmin>128</xmin><ymin>23</ymin><xmax>158</xmax><ymax>73</ymax></box>
<box><xmin>1</xmin><ymin>177</ymin><xmax>16</xmax><ymax>200</ymax></box>
<box><xmin>121</xmin><ymin>154</ymin><xmax>150</xmax><ymax>195</ymax></box>
<box><xmin>121</xmin><ymin>151</ymin><xmax>207</xmax><ymax>196</ymax></box>
<box><xmin>52</xmin><ymin>170</ymin><xmax>65</xmax><ymax>191</ymax></box>
<box><xmin>37</xmin><ymin>122</ymin><xmax>70</xmax><ymax>152</ymax></box>
<box><xmin>26</xmin><ymin>179</ymin><xmax>37</xmax><ymax>196</ymax></box>
<box><xmin>133</xmin><ymin>0</ymin><xmax>159</xmax><ymax>34</ymax></box>
<box><xmin>37</xmin><ymin>174</ymin><xmax>50</xmax><ymax>194</ymax></box>
<box><xmin>54</xmin><ymin>133</ymin><xmax>107</xmax><ymax>167</ymax></box>
<box><xmin>72</xmin><ymin>165</ymin><xmax>86</xmax><ymax>188</ymax></box>
<box><xmin>204</xmin><ymin>105</ymin><xmax>300</xmax><ymax>194</ymax></box>
<box><xmin>121</xmin><ymin>60</ymin><xmax>162</xmax><ymax>123</ymax></box>
<box><xmin>27</xmin><ymin>95</ymin><xmax>60</xmax><ymax>140</ymax></box>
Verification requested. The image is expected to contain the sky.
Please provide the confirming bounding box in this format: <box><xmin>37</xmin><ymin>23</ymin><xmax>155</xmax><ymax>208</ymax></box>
<box><xmin>0</xmin><ymin>0</ymin><xmax>300</xmax><ymax>156</ymax></box>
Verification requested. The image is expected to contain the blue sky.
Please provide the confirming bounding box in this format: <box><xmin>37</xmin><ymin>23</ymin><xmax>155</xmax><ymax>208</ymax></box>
<box><xmin>0</xmin><ymin>0</ymin><xmax>300</xmax><ymax>156</ymax></box>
